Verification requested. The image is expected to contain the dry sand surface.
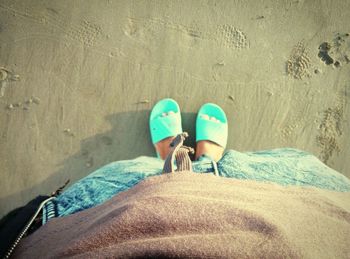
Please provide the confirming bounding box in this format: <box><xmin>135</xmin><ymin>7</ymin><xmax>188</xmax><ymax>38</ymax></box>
<box><xmin>0</xmin><ymin>0</ymin><xmax>349</xmax><ymax>218</ymax></box>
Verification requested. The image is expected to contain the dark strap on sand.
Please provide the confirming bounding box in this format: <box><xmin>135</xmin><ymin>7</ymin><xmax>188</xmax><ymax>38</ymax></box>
<box><xmin>163</xmin><ymin>132</ymin><xmax>194</xmax><ymax>173</ymax></box>
<box><xmin>1</xmin><ymin>180</ymin><xmax>70</xmax><ymax>259</ymax></box>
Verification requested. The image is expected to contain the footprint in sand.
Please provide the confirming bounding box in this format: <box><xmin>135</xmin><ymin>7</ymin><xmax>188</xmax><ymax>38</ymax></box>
<box><xmin>316</xmin><ymin>95</ymin><xmax>344</xmax><ymax>164</ymax></box>
<box><xmin>216</xmin><ymin>24</ymin><xmax>249</xmax><ymax>50</ymax></box>
<box><xmin>318</xmin><ymin>33</ymin><xmax>350</xmax><ymax>68</ymax></box>
<box><xmin>286</xmin><ymin>41</ymin><xmax>311</xmax><ymax>79</ymax></box>
<box><xmin>0</xmin><ymin>67</ymin><xmax>20</xmax><ymax>98</ymax></box>
<box><xmin>318</xmin><ymin>42</ymin><xmax>334</xmax><ymax>65</ymax></box>
<box><xmin>124</xmin><ymin>17</ymin><xmax>250</xmax><ymax>51</ymax></box>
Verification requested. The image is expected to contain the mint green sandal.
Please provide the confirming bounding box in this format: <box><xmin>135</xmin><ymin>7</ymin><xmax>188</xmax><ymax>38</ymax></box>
<box><xmin>150</xmin><ymin>98</ymin><xmax>183</xmax><ymax>146</ymax></box>
<box><xmin>196</xmin><ymin>103</ymin><xmax>228</xmax><ymax>148</ymax></box>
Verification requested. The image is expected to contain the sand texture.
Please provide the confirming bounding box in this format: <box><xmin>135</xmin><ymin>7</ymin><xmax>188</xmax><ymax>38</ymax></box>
<box><xmin>0</xmin><ymin>0</ymin><xmax>350</xmax><ymax>217</ymax></box>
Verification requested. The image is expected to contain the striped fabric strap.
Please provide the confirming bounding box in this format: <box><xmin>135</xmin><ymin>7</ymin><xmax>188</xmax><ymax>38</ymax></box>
<box><xmin>163</xmin><ymin>132</ymin><xmax>194</xmax><ymax>173</ymax></box>
<box><xmin>42</xmin><ymin>200</ymin><xmax>57</xmax><ymax>224</ymax></box>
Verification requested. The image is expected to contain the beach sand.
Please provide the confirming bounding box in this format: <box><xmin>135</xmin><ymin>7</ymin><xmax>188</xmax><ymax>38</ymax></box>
<box><xmin>0</xmin><ymin>0</ymin><xmax>349</xmax><ymax>217</ymax></box>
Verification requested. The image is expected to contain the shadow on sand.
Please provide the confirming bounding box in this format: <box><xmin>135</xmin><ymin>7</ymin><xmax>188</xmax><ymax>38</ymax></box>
<box><xmin>0</xmin><ymin>110</ymin><xmax>197</xmax><ymax>219</ymax></box>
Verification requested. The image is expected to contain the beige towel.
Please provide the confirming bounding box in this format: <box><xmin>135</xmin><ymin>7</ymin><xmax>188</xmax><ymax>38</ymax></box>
<box><xmin>14</xmin><ymin>172</ymin><xmax>350</xmax><ymax>258</ymax></box>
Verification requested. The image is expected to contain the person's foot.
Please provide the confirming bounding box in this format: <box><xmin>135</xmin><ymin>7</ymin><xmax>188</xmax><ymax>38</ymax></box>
<box><xmin>195</xmin><ymin>103</ymin><xmax>228</xmax><ymax>162</ymax></box>
<box><xmin>154</xmin><ymin>111</ymin><xmax>176</xmax><ymax>160</ymax></box>
<box><xmin>155</xmin><ymin>136</ymin><xmax>175</xmax><ymax>160</ymax></box>
<box><xmin>195</xmin><ymin>114</ymin><xmax>224</xmax><ymax>161</ymax></box>
<box><xmin>195</xmin><ymin>140</ymin><xmax>224</xmax><ymax>162</ymax></box>
<box><xmin>150</xmin><ymin>99</ymin><xmax>182</xmax><ymax>159</ymax></box>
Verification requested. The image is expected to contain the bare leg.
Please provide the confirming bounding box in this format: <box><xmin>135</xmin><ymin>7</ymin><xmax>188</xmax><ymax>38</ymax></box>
<box><xmin>195</xmin><ymin>140</ymin><xmax>224</xmax><ymax>162</ymax></box>
<box><xmin>155</xmin><ymin>136</ymin><xmax>176</xmax><ymax>160</ymax></box>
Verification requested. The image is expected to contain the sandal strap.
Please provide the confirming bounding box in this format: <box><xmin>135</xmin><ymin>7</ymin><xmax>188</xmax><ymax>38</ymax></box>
<box><xmin>150</xmin><ymin>114</ymin><xmax>182</xmax><ymax>144</ymax></box>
